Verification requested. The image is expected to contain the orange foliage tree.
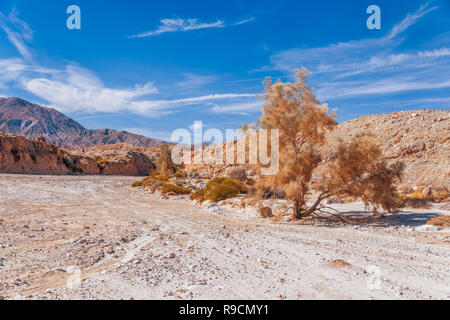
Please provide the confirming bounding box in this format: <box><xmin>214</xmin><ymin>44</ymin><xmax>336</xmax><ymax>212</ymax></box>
<box><xmin>255</xmin><ymin>68</ymin><xmax>403</xmax><ymax>220</ymax></box>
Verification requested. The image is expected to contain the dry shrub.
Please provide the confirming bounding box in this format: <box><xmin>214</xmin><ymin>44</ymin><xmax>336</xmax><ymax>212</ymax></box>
<box><xmin>259</xmin><ymin>206</ymin><xmax>273</xmax><ymax>218</ymax></box>
<box><xmin>255</xmin><ymin>68</ymin><xmax>404</xmax><ymax>220</ymax></box>
<box><xmin>131</xmin><ymin>180</ymin><xmax>143</xmax><ymax>187</ymax></box>
<box><xmin>398</xmin><ymin>186</ymin><xmax>449</xmax><ymax>208</ymax></box>
<box><xmin>190</xmin><ymin>177</ymin><xmax>247</xmax><ymax>202</ymax></box>
<box><xmin>408</xmin><ymin>187</ymin><xmax>427</xmax><ymax>199</ymax></box>
<box><xmin>425</xmin><ymin>215</ymin><xmax>450</xmax><ymax>227</ymax></box>
<box><xmin>160</xmin><ymin>184</ymin><xmax>191</xmax><ymax>196</ymax></box>
<box><xmin>428</xmin><ymin>188</ymin><xmax>450</xmax><ymax>202</ymax></box>
<box><xmin>402</xmin><ymin>198</ymin><xmax>431</xmax><ymax>209</ymax></box>
<box><xmin>153</xmin><ymin>144</ymin><xmax>178</xmax><ymax>176</ymax></box>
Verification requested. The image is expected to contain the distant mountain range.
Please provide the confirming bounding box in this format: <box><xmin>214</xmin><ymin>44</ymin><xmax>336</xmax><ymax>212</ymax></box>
<box><xmin>0</xmin><ymin>97</ymin><xmax>165</xmax><ymax>147</ymax></box>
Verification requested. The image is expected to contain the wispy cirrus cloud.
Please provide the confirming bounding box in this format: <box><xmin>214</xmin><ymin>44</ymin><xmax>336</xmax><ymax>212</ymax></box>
<box><xmin>232</xmin><ymin>17</ymin><xmax>256</xmax><ymax>26</ymax></box>
<box><xmin>175</xmin><ymin>73</ymin><xmax>218</xmax><ymax>90</ymax></box>
<box><xmin>0</xmin><ymin>54</ymin><xmax>258</xmax><ymax>117</ymax></box>
<box><xmin>264</xmin><ymin>4</ymin><xmax>438</xmax><ymax>75</ymax></box>
<box><xmin>0</xmin><ymin>9</ymin><xmax>258</xmax><ymax>118</ymax></box>
<box><xmin>209</xmin><ymin>100</ymin><xmax>263</xmax><ymax>115</ymax></box>
<box><xmin>129</xmin><ymin>16</ymin><xmax>255</xmax><ymax>38</ymax></box>
<box><xmin>17</xmin><ymin>63</ymin><xmax>256</xmax><ymax>116</ymax></box>
<box><xmin>261</xmin><ymin>3</ymin><xmax>450</xmax><ymax>100</ymax></box>
<box><xmin>0</xmin><ymin>8</ymin><xmax>34</xmax><ymax>61</ymax></box>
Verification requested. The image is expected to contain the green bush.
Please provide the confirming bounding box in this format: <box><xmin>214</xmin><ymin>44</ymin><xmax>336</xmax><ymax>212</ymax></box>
<box><xmin>190</xmin><ymin>177</ymin><xmax>247</xmax><ymax>202</ymax></box>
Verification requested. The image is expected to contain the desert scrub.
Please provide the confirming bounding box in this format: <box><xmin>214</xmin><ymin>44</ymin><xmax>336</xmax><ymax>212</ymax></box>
<box><xmin>131</xmin><ymin>180</ymin><xmax>143</xmax><ymax>187</ymax></box>
<box><xmin>190</xmin><ymin>177</ymin><xmax>247</xmax><ymax>202</ymax></box>
<box><xmin>399</xmin><ymin>186</ymin><xmax>449</xmax><ymax>206</ymax></box>
<box><xmin>425</xmin><ymin>215</ymin><xmax>450</xmax><ymax>227</ymax></box>
<box><xmin>160</xmin><ymin>183</ymin><xmax>191</xmax><ymax>196</ymax></box>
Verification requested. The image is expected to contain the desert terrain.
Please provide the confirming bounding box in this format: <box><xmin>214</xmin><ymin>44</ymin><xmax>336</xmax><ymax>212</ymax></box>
<box><xmin>0</xmin><ymin>174</ymin><xmax>449</xmax><ymax>300</ymax></box>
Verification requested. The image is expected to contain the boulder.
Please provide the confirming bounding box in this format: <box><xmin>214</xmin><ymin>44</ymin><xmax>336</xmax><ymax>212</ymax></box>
<box><xmin>259</xmin><ymin>207</ymin><xmax>273</xmax><ymax>218</ymax></box>
<box><xmin>226</xmin><ymin>167</ymin><xmax>247</xmax><ymax>181</ymax></box>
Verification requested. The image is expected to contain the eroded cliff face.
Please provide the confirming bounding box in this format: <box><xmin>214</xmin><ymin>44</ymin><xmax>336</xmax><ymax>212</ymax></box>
<box><xmin>69</xmin><ymin>144</ymin><xmax>157</xmax><ymax>176</ymax></box>
<box><xmin>0</xmin><ymin>134</ymin><xmax>155</xmax><ymax>176</ymax></box>
<box><xmin>0</xmin><ymin>133</ymin><xmax>97</xmax><ymax>174</ymax></box>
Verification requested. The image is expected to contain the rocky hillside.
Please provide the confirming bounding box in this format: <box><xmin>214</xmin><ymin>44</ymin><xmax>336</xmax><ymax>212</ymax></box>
<box><xmin>0</xmin><ymin>97</ymin><xmax>165</xmax><ymax>148</ymax></box>
<box><xmin>185</xmin><ymin>109</ymin><xmax>449</xmax><ymax>190</ymax></box>
<box><xmin>327</xmin><ymin>109</ymin><xmax>449</xmax><ymax>189</ymax></box>
<box><xmin>69</xmin><ymin>143</ymin><xmax>157</xmax><ymax>176</ymax></box>
<box><xmin>0</xmin><ymin>133</ymin><xmax>155</xmax><ymax>176</ymax></box>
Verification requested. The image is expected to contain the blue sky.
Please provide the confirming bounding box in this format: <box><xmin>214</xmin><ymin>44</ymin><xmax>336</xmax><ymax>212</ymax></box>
<box><xmin>0</xmin><ymin>0</ymin><xmax>449</xmax><ymax>141</ymax></box>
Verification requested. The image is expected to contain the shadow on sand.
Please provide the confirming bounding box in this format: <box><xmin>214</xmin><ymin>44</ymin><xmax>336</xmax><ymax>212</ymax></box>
<box><xmin>333</xmin><ymin>210</ymin><xmax>440</xmax><ymax>228</ymax></box>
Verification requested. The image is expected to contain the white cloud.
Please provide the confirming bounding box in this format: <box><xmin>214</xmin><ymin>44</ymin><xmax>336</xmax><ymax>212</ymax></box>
<box><xmin>129</xmin><ymin>18</ymin><xmax>224</xmax><ymax>38</ymax></box>
<box><xmin>129</xmin><ymin>16</ymin><xmax>255</xmax><ymax>38</ymax></box>
<box><xmin>0</xmin><ymin>56</ymin><xmax>257</xmax><ymax>117</ymax></box>
<box><xmin>387</xmin><ymin>4</ymin><xmax>438</xmax><ymax>39</ymax></box>
<box><xmin>266</xmin><ymin>4</ymin><xmax>438</xmax><ymax>76</ymax></box>
<box><xmin>22</xmin><ymin>65</ymin><xmax>159</xmax><ymax>114</ymax></box>
<box><xmin>127</xmin><ymin>93</ymin><xmax>258</xmax><ymax>116</ymax></box>
<box><xmin>232</xmin><ymin>17</ymin><xmax>256</xmax><ymax>26</ymax></box>
<box><xmin>316</xmin><ymin>75</ymin><xmax>450</xmax><ymax>100</ymax></box>
<box><xmin>209</xmin><ymin>100</ymin><xmax>263</xmax><ymax>114</ymax></box>
<box><xmin>0</xmin><ymin>9</ymin><xmax>34</xmax><ymax>61</ymax></box>
<box><xmin>175</xmin><ymin>73</ymin><xmax>218</xmax><ymax>90</ymax></box>
<box><xmin>261</xmin><ymin>3</ymin><xmax>449</xmax><ymax>101</ymax></box>
<box><xmin>0</xmin><ymin>10</ymin><xmax>260</xmax><ymax>117</ymax></box>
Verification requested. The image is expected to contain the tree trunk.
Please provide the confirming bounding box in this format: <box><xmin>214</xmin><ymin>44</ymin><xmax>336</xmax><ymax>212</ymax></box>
<box><xmin>293</xmin><ymin>200</ymin><xmax>303</xmax><ymax>220</ymax></box>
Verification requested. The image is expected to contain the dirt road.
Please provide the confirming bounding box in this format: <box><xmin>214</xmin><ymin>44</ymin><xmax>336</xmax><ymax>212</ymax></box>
<box><xmin>0</xmin><ymin>174</ymin><xmax>449</xmax><ymax>300</ymax></box>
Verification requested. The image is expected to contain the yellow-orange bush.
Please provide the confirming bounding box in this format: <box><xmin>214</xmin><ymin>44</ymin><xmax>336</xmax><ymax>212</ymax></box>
<box><xmin>190</xmin><ymin>177</ymin><xmax>247</xmax><ymax>202</ymax></box>
<box><xmin>255</xmin><ymin>68</ymin><xmax>404</xmax><ymax>220</ymax></box>
<box><xmin>160</xmin><ymin>184</ymin><xmax>191</xmax><ymax>196</ymax></box>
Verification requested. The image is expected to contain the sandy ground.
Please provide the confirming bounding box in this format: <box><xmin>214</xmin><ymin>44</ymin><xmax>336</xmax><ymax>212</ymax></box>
<box><xmin>0</xmin><ymin>174</ymin><xmax>449</xmax><ymax>300</ymax></box>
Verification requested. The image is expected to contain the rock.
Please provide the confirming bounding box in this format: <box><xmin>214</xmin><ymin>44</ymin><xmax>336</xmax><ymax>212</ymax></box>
<box><xmin>326</xmin><ymin>197</ymin><xmax>344</xmax><ymax>204</ymax></box>
<box><xmin>188</xmin><ymin>172</ymin><xmax>201</xmax><ymax>179</ymax></box>
<box><xmin>259</xmin><ymin>207</ymin><xmax>273</xmax><ymax>218</ymax></box>
<box><xmin>169</xmin><ymin>253</ymin><xmax>176</xmax><ymax>259</ymax></box>
<box><xmin>206</xmin><ymin>203</ymin><xmax>222</xmax><ymax>213</ymax></box>
<box><xmin>226</xmin><ymin>167</ymin><xmax>247</xmax><ymax>181</ymax></box>
<box><xmin>415</xmin><ymin>225</ymin><xmax>439</xmax><ymax>232</ymax></box>
<box><xmin>261</xmin><ymin>187</ymin><xmax>286</xmax><ymax>199</ymax></box>
<box><xmin>196</xmin><ymin>181</ymin><xmax>206</xmax><ymax>189</ymax></box>
<box><xmin>247</xmin><ymin>170</ymin><xmax>256</xmax><ymax>177</ymax></box>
